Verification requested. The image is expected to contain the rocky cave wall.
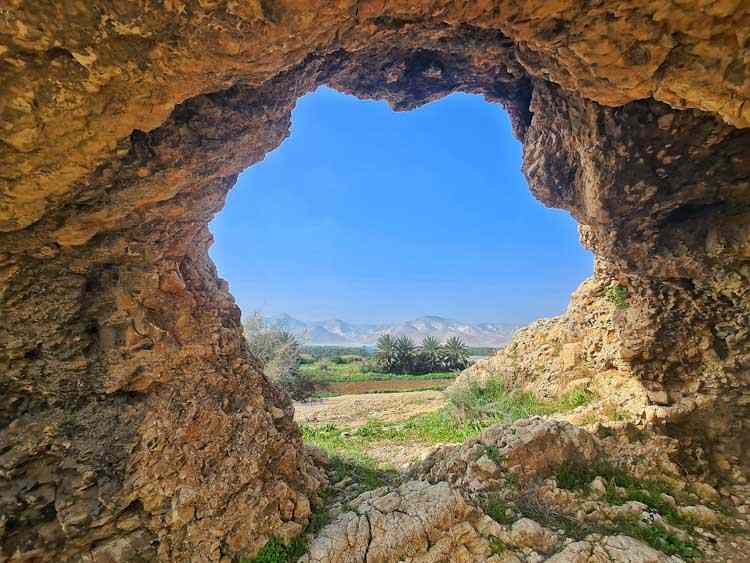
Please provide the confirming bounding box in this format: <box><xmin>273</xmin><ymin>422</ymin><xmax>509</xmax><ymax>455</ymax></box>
<box><xmin>1</xmin><ymin>1</ymin><xmax>748</xmax><ymax>561</ymax></box>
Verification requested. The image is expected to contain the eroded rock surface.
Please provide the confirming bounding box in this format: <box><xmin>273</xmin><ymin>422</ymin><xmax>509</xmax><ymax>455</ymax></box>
<box><xmin>413</xmin><ymin>417</ymin><xmax>601</xmax><ymax>490</ymax></box>
<box><xmin>300</xmin><ymin>480</ymin><xmax>683</xmax><ymax>563</ymax></box>
<box><xmin>300</xmin><ymin>419</ymin><xmax>749</xmax><ymax>562</ymax></box>
<box><xmin>1</xmin><ymin>1</ymin><xmax>749</xmax><ymax>560</ymax></box>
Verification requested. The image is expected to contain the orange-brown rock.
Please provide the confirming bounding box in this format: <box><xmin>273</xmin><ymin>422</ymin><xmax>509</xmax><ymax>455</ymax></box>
<box><xmin>1</xmin><ymin>1</ymin><xmax>749</xmax><ymax>561</ymax></box>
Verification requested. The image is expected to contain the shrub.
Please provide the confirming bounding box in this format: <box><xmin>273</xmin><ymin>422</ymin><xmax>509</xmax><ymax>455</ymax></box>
<box><xmin>447</xmin><ymin>379</ymin><xmax>538</xmax><ymax>423</ymax></box>
<box><xmin>244</xmin><ymin>313</ymin><xmax>315</xmax><ymax>400</ymax></box>
<box><xmin>446</xmin><ymin>380</ymin><xmax>596</xmax><ymax>427</ymax></box>
<box><xmin>606</xmin><ymin>283</ymin><xmax>629</xmax><ymax>309</ymax></box>
<box><xmin>484</xmin><ymin>495</ymin><xmax>515</xmax><ymax>525</ymax></box>
<box><xmin>244</xmin><ymin>537</ymin><xmax>307</xmax><ymax>563</ymax></box>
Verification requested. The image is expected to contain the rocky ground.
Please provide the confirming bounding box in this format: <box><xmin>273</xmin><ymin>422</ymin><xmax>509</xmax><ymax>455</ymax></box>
<box><xmin>294</xmin><ymin>418</ymin><xmax>750</xmax><ymax>563</ymax></box>
<box><xmin>283</xmin><ymin>279</ymin><xmax>750</xmax><ymax>563</ymax></box>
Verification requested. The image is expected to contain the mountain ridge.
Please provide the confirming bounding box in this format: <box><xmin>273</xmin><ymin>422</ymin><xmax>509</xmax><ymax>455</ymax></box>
<box><xmin>263</xmin><ymin>313</ymin><xmax>520</xmax><ymax>347</ymax></box>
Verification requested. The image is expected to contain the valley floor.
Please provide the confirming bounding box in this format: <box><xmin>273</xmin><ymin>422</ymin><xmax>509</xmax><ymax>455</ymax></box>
<box><xmin>295</xmin><ymin>389</ymin><xmax>446</xmax><ymax>469</ymax></box>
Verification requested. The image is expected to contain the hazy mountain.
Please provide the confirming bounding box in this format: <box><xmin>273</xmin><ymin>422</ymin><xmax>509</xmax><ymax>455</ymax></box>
<box><xmin>265</xmin><ymin>314</ymin><xmax>519</xmax><ymax>347</ymax></box>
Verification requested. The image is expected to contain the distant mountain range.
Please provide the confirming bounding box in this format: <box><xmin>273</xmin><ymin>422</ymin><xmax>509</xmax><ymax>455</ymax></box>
<box><xmin>265</xmin><ymin>314</ymin><xmax>520</xmax><ymax>347</ymax></box>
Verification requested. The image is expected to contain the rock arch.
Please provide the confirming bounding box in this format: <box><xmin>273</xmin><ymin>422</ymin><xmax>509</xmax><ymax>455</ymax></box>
<box><xmin>1</xmin><ymin>2</ymin><xmax>748</xmax><ymax>561</ymax></box>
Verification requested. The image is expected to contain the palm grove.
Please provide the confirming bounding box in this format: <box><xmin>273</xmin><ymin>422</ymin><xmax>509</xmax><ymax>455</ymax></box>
<box><xmin>374</xmin><ymin>334</ymin><xmax>470</xmax><ymax>374</ymax></box>
<box><xmin>243</xmin><ymin>314</ymin><xmax>472</xmax><ymax>399</ymax></box>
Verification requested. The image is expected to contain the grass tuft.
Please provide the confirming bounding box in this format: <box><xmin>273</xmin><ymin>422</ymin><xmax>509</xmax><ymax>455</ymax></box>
<box><xmin>242</xmin><ymin>537</ymin><xmax>307</xmax><ymax>563</ymax></box>
<box><xmin>488</xmin><ymin>536</ymin><xmax>507</xmax><ymax>555</ymax></box>
<box><xmin>484</xmin><ymin>494</ymin><xmax>515</xmax><ymax>525</ymax></box>
<box><xmin>446</xmin><ymin>380</ymin><xmax>596</xmax><ymax>431</ymax></box>
<box><xmin>302</xmin><ymin>424</ymin><xmax>398</xmax><ymax>490</ymax></box>
<box><xmin>550</xmin><ymin>462</ymin><xmax>703</xmax><ymax>559</ymax></box>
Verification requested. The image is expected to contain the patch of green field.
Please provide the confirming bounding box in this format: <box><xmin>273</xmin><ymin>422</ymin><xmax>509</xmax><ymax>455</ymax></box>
<box><xmin>303</xmin><ymin>381</ymin><xmax>596</xmax><ymax>454</ymax></box>
<box><xmin>447</xmin><ymin>379</ymin><xmax>594</xmax><ymax>424</ymax></box>
<box><xmin>300</xmin><ymin>360</ymin><xmax>454</xmax><ymax>383</ymax></box>
<box><xmin>302</xmin><ymin>424</ymin><xmax>398</xmax><ymax>490</ymax></box>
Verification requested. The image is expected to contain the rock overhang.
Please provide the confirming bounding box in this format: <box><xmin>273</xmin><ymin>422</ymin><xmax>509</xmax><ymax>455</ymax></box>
<box><xmin>1</xmin><ymin>2</ymin><xmax>749</xmax><ymax>560</ymax></box>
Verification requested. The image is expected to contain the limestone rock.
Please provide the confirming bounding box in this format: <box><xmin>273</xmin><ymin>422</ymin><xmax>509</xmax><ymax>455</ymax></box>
<box><xmin>1</xmin><ymin>1</ymin><xmax>749</xmax><ymax>560</ymax></box>
<box><xmin>508</xmin><ymin>518</ymin><xmax>559</xmax><ymax>554</ymax></box>
<box><xmin>300</xmin><ymin>480</ymin><xmax>492</xmax><ymax>563</ymax></box>
<box><xmin>546</xmin><ymin>535</ymin><xmax>683</xmax><ymax>563</ymax></box>
<box><xmin>414</xmin><ymin>418</ymin><xmax>601</xmax><ymax>489</ymax></box>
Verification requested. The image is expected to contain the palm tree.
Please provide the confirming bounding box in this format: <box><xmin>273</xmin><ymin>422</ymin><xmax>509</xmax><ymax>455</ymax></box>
<box><xmin>442</xmin><ymin>336</ymin><xmax>470</xmax><ymax>371</ymax></box>
<box><xmin>277</xmin><ymin>330</ymin><xmax>299</xmax><ymax>350</ymax></box>
<box><xmin>419</xmin><ymin>336</ymin><xmax>442</xmax><ymax>372</ymax></box>
<box><xmin>375</xmin><ymin>334</ymin><xmax>397</xmax><ymax>373</ymax></box>
<box><xmin>394</xmin><ymin>335</ymin><xmax>416</xmax><ymax>373</ymax></box>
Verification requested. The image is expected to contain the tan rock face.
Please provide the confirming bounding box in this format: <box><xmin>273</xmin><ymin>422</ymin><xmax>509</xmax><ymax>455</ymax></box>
<box><xmin>413</xmin><ymin>418</ymin><xmax>602</xmax><ymax>490</ymax></box>
<box><xmin>1</xmin><ymin>1</ymin><xmax>749</xmax><ymax>560</ymax></box>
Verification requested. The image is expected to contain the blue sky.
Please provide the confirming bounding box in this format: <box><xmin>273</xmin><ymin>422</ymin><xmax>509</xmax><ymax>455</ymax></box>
<box><xmin>209</xmin><ymin>87</ymin><xmax>592</xmax><ymax>325</ymax></box>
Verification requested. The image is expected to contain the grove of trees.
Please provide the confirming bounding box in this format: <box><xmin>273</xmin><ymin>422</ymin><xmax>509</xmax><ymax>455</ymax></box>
<box><xmin>374</xmin><ymin>334</ymin><xmax>470</xmax><ymax>374</ymax></box>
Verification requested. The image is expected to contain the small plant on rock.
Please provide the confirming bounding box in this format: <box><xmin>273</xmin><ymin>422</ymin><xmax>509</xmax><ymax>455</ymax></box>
<box><xmin>484</xmin><ymin>494</ymin><xmax>516</xmax><ymax>525</ymax></box>
<box><xmin>606</xmin><ymin>283</ymin><xmax>629</xmax><ymax>309</ymax></box>
<box><xmin>487</xmin><ymin>536</ymin><xmax>507</xmax><ymax>555</ymax></box>
<box><xmin>244</xmin><ymin>537</ymin><xmax>307</xmax><ymax>563</ymax></box>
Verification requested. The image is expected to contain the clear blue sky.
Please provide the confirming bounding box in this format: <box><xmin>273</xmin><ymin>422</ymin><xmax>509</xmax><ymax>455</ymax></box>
<box><xmin>209</xmin><ymin>87</ymin><xmax>592</xmax><ymax>325</ymax></box>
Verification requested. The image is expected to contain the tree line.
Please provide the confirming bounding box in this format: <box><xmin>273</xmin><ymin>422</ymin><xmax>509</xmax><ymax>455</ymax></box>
<box><xmin>374</xmin><ymin>334</ymin><xmax>470</xmax><ymax>374</ymax></box>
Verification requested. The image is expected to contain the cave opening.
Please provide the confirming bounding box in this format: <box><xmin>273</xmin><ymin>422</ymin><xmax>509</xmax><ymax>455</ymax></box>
<box><xmin>209</xmin><ymin>85</ymin><xmax>592</xmax><ymax>329</ymax></box>
<box><xmin>207</xmin><ymin>83</ymin><xmax>597</xmax><ymax>474</ymax></box>
<box><xmin>3</xmin><ymin>7</ymin><xmax>750</xmax><ymax>560</ymax></box>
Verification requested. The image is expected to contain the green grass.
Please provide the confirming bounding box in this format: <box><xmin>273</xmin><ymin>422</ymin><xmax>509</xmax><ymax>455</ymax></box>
<box><xmin>484</xmin><ymin>495</ymin><xmax>515</xmax><ymax>525</ymax></box>
<box><xmin>242</xmin><ymin>537</ymin><xmax>307</xmax><ymax>563</ymax></box>
<box><xmin>515</xmin><ymin>490</ymin><xmax>701</xmax><ymax>560</ymax></box>
<box><xmin>301</xmin><ymin>382</ymin><xmax>596</xmax><ymax>477</ymax></box>
<box><xmin>446</xmin><ymin>379</ymin><xmax>596</xmax><ymax>429</ymax></box>
<box><xmin>613</xmin><ymin>515</ymin><xmax>702</xmax><ymax>559</ymax></box>
<box><xmin>304</xmin><ymin>382</ymin><xmax>596</xmax><ymax>457</ymax></box>
<box><xmin>311</xmin><ymin>385</ymin><xmax>449</xmax><ymax>399</ymax></box>
<box><xmin>555</xmin><ymin>461</ymin><xmax>690</xmax><ymax>526</ymax></box>
<box><xmin>487</xmin><ymin>536</ymin><xmax>507</xmax><ymax>555</ymax></box>
<box><xmin>241</xmin><ymin>490</ymin><xmax>333</xmax><ymax>563</ymax></box>
<box><xmin>551</xmin><ymin>461</ymin><xmax>704</xmax><ymax>559</ymax></box>
<box><xmin>300</xmin><ymin>360</ymin><xmax>454</xmax><ymax>383</ymax></box>
<box><xmin>302</xmin><ymin>424</ymin><xmax>398</xmax><ymax>490</ymax></box>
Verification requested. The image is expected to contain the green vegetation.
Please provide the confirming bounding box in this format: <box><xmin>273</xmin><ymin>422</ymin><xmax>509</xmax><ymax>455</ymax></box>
<box><xmin>241</xmin><ymin>501</ymin><xmax>332</xmax><ymax>563</ymax></box>
<box><xmin>301</xmin><ymin>345</ymin><xmax>374</xmax><ymax>361</ymax></box>
<box><xmin>487</xmin><ymin>537</ymin><xmax>507</xmax><ymax>555</ymax></box>
<box><xmin>244</xmin><ymin>313</ymin><xmax>315</xmax><ymax>400</ymax></box>
<box><xmin>613</xmin><ymin>515</ymin><xmax>701</xmax><ymax>559</ymax></box>
<box><xmin>606</xmin><ymin>283</ymin><xmax>629</xmax><ymax>309</ymax></box>
<box><xmin>516</xmin><ymin>489</ymin><xmax>701</xmax><ymax>560</ymax></box>
<box><xmin>375</xmin><ymin>334</ymin><xmax>470</xmax><ymax>374</ymax></box>
<box><xmin>447</xmin><ymin>379</ymin><xmax>595</xmax><ymax>426</ymax></box>
<box><xmin>484</xmin><ymin>495</ymin><xmax>515</xmax><ymax>525</ymax></box>
<box><xmin>297</xmin><ymin>343</ymin><xmax>496</xmax><ymax>388</ymax></box>
<box><xmin>302</xmin><ymin>424</ymin><xmax>398</xmax><ymax>490</ymax></box>
<box><xmin>555</xmin><ymin>461</ymin><xmax>686</xmax><ymax>525</ymax></box>
<box><xmin>550</xmin><ymin>462</ymin><xmax>702</xmax><ymax>559</ymax></box>
<box><xmin>302</xmin><ymin>381</ymin><xmax>596</xmax><ymax>456</ymax></box>
<box><xmin>300</xmin><ymin>358</ymin><xmax>453</xmax><ymax>384</ymax></box>
<box><xmin>242</xmin><ymin>537</ymin><xmax>307</xmax><ymax>563</ymax></box>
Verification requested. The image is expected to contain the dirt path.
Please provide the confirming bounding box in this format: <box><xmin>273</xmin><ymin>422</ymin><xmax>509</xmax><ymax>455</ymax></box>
<box><xmin>295</xmin><ymin>390</ymin><xmax>447</xmax><ymax>429</ymax></box>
